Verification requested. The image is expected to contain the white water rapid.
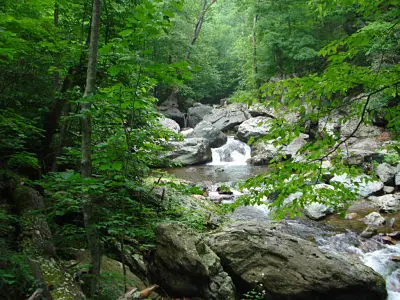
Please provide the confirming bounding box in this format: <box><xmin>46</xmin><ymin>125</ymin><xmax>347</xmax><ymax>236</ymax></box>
<box><xmin>360</xmin><ymin>244</ymin><xmax>400</xmax><ymax>300</ymax></box>
<box><xmin>208</xmin><ymin>136</ymin><xmax>251</xmax><ymax>166</ymax></box>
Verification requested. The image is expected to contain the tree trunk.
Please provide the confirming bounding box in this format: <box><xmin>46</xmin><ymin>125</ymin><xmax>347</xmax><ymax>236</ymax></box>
<box><xmin>81</xmin><ymin>0</ymin><xmax>102</xmax><ymax>297</ymax></box>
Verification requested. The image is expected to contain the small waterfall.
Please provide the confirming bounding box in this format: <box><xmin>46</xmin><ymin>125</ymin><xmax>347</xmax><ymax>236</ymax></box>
<box><xmin>360</xmin><ymin>244</ymin><xmax>400</xmax><ymax>300</ymax></box>
<box><xmin>209</xmin><ymin>136</ymin><xmax>251</xmax><ymax>166</ymax></box>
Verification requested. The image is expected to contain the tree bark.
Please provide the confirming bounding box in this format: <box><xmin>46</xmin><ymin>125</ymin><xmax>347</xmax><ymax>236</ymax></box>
<box><xmin>81</xmin><ymin>0</ymin><xmax>102</xmax><ymax>297</ymax></box>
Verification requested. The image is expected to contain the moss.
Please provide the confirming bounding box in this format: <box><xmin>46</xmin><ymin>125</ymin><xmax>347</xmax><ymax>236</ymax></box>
<box><xmin>39</xmin><ymin>258</ymin><xmax>85</xmax><ymax>300</ymax></box>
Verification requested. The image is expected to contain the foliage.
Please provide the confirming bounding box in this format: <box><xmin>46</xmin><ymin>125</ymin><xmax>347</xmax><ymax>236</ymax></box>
<box><xmin>0</xmin><ymin>209</ymin><xmax>35</xmax><ymax>298</ymax></box>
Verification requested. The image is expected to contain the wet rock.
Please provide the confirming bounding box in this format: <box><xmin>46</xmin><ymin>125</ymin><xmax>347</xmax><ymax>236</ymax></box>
<box><xmin>165</xmin><ymin>138</ymin><xmax>212</xmax><ymax>166</ymax></box>
<box><xmin>188</xmin><ymin>121</ymin><xmax>227</xmax><ymax>148</ymax></box>
<box><xmin>213</xmin><ymin>139</ymin><xmax>250</xmax><ymax>163</ymax></box>
<box><xmin>361</xmin><ymin>212</ymin><xmax>386</xmax><ymax>226</ymax></box>
<box><xmin>187</xmin><ymin>103</ymin><xmax>213</xmax><ymax>128</ymax></box>
<box><xmin>206</xmin><ymin>220</ymin><xmax>387</xmax><ymax>300</ymax></box>
<box><xmin>360</xmin><ymin>226</ymin><xmax>379</xmax><ymax>238</ymax></box>
<box><xmin>304</xmin><ymin>203</ymin><xmax>334</xmax><ymax>220</ymax></box>
<box><xmin>236</xmin><ymin>116</ymin><xmax>272</xmax><ymax>142</ymax></box>
<box><xmin>150</xmin><ymin>222</ymin><xmax>236</xmax><ymax>300</ymax></box>
<box><xmin>368</xmin><ymin>194</ymin><xmax>400</xmax><ymax>213</ymax></box>
<box><xmin>330</xmin><ymin>174</ymin><xmax>383</xmax><ymax>197</ymax></box>
<box><xmin>376</xmin><ymin>163</ymin><xmax>396</xmax><ymax>185</ymax></box>
<box><xmin>203</xmin><ymin>103</ymin><xmax>251</xmax><ymax>132</ymax></box>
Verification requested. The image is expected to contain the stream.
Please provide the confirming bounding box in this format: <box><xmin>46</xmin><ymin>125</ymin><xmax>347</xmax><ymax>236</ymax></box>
<box><xmin>165</xmin><ymin>136</ymin><xmax>400</xmax><ymax>300</ymax></box>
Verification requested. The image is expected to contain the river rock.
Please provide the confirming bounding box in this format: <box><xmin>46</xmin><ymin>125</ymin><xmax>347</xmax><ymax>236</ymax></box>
<box><xmin>165</xmin><ymin>138</ymin><xmax>211</xmax><ymax>165</ymax></box>
<box><xmin>159</xmin><ymin>117</ymin><xmax>180</xmax><ymax>133</ymax></box>
<box><xmin>187</xmin><ymin>120</ymin><xmax>227</xmax><ymax>148</ymax></box>
<box><xmin>376</xmin><ymin>163</ymin><xmax>396</xmax><ymax>185</ymax></box>
<box><xmin>150</xmin><ymin>222</ymin><xmax>235</xmax><ymax>299</ymax></box>
<box><xmin>318</xmin><ymin>114</ymin><xmax>341</xmax><ymax>136</ymax></box>
<box><xmin>236</xmin><ymin>116</ymin><xmax>273</xmax><ymax>142</ymax></box>
<box><xmin>368</xmin><ymin>194</ymin><xmax>400</xmax><ymax>212</ymax></box>
<box><xmin>361</xmin><ymin>212</ymin><xmax>386</xmax><ymax>226</ymax></box>
<box><xmin>206</xmin><ymin>220</ymin><xmax>387</xmax><ymax>300</ymax></box>
<box><xmin>330</xmin><ymin>174</ymin><xmax>383</xmax><ymax>197</ymax></box>
<box><xmin>247</xmin><ymin>141</ymin><xmax>278</xmax><ymax>165</ymax></box>
<box><xmin>395</xmin><ymin>163</ymin><xmax>400</xmax><ymax>186</ymax></box>
<box><xmin>187</xmin><ymin>103</ymin><xmax>213</xmax><ymax>127</ymax></box>
<box><xmin>304</xmin><ymin>203</ymin><xmax>334</xmax><ymax>220</ymax></box>
<box><xmin>203</xmin><ymin>103</ymin><xmax>251</xmax><ymax>132</ymax></box>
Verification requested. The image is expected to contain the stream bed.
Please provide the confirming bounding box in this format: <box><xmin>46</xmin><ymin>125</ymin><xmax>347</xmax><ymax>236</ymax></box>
<box><xmin>164</xmin><ymin>136</ymin><xmax>400</xmax><ymax>299</ymax></box>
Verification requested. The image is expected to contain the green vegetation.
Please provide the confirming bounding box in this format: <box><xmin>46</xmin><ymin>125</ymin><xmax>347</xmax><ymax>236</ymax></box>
<box><xmin>0</xmin><ymin>0</ymin><xmax>398</xmax><ymax>298</ymax></box>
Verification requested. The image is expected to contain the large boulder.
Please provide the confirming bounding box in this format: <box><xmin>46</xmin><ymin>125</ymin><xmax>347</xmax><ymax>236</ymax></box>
<box><xmin>330</xmin><ymin>174</ymin><xmax>383</xmax><ymax>197</ymax></box>
<box><xmin>188</xmin><ymin>120</ymin><xmax>227</xmax><ymax>148</ymax></box>
<box><xmin>159</xmin><ymin>117</ymin><xmax>180</xmax><ymax>133</ymax></box>
<box><xmin>150</xmin><ymin>222</ymin><xmax>236</xmax><ymax>300</ymax></box>
<box><xmin>165</xmin><ymin>138</ymin><xmax>212</xmax><ymax>165</ymax></box>
<box><xmin>375</xmin><ymin>163</ymin><xmax>396</xmax><ymax>185</ymax></box>
<box><xmin>206</xmin><ymin>221</ymin><xmax>387</xmax><ymax>300</ymax></box>
<box><xmin>187</xmin><ymin>103</ymin><xmax>213</xmax><ymax>128</ymax></box>
<box><xmin>203</xmin><ymin>103</ymin><xmax>251</xmax><ymax>132</ymax></box>
<box><xmin>236</xmin><ymin>116</ymin><xmax>273</xmax><ymax>143</ymax></box>
<box><xmin>247</xmin><ymin>134</ymin><xmax>308</xmax><ymax>165</ymax></box>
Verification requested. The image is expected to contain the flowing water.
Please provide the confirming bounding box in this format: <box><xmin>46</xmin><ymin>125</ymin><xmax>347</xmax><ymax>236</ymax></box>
<box><xmin>164</xmin><ymin>136</ymin><xmax>400</xmax><ymax>299</ymax></box>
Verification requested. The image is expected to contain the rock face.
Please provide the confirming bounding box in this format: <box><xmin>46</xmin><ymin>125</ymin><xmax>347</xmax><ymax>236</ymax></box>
<box><xmin>165</xmin><ymin>138</ymin><xmax>212</xmax><ymax>165</ymax></box>
<box><xmin>330</xmin><ymin>174</ymin><xmax>383</xmax><ymax>197</ymax></box>
<box><xmin>341</xmin><ymin>118</ymin><xmax>383</xmax><ymax>138</ymax></box>
<box><xmin>206</xmin><ymin>221</ymin><xmax>387</xmax><ymax>300</ymax></box>
<box><xmin>236</xmin><ymin>116</ymin><xmax>272</xmax><ymax>142</ymax></box>
<box><xmin>150</xmin><ymin>222</ymin><xmax>236</xmax><ymax>300</ymax></box>
<box><xmin>187</xmin><ymin>103</ymin><xmax>213</xmax><ymax>128</ymax></box>
<box><xmin>203</xmin><ymin>103</ymin><xmax>251</xmax><ymax>132</ymax></box>
<box><xmin>188</xmin><ymin>120</ymin><xmax>227</xmax><ymax>148</ymax></box>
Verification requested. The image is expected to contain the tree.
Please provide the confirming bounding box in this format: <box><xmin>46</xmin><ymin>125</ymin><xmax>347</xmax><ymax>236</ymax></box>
<box><xmin>81</xmin><ymin>0</ymin><xmax>102</xmax><ymax>296</ymax></box>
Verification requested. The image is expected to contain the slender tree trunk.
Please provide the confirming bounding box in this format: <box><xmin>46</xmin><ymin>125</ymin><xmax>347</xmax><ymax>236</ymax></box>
<box><xmin>81</xmin><ymin>0</ymin><xmax>102</xmax><ymax>297</ymax></box>
<box><xmin>252</xmin><ymin>13</ymin><xmax>258</xmax><ymax>88</ymax></box>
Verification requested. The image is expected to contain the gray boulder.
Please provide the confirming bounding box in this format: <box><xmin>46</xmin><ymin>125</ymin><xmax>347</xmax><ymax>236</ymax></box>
<box><xmin>376</xmin><ymin>163</ymin><xmax>396</xmax><ymax>185</ymax></box>
<box><xmin>361</xmin><ymin>212</ymin><xmax>386</xmax><ymax>226</ymax></box>
<box><xmin>330</xmin><ymin>174</ymin><xmax>383</xmax><ymax>197</ymax></box>
<box><xmin>368</xmin><ymin>194</ymin><xmax>400</xmax><ymax>212</ymax></box>
<box><xmin>304</xmin><ymin>203</ymin><xmax>334</xmax><ymax>220</ymax></box>
<box><xmin>188</xmin><ymin>120</ymin><xmax>227</xmax><ymax>148</ymax></box>
<box><xmin>159</xmin><ymin>117</ymin><xmax>180</xmax><ymax>133</ymax></box>
<box><xmin>150</xmin><ymin>222</ymin><xmax>236</xmax><ymax>300</ymax></box>
<box><xmin>341</xmin><ymin>117</ymin><xmax>383</xmax><ymax>138</ymax></box>
<box><xmin>236</xmin><ymin>116</ymin><xmax>272</xmax><ymax>142</ymax></box>
<box><xmin>166</xmin><ymin>138</ymin><xmax>212</xmax><ymax>165</ymax></box>
<box><xmin>206</xmin><ymin>221</ymin><xmax>387</xmax><ymax>300</ymax></box>
<box><xmin>203</xmin><ymin>103</ymin><xmax>251</xmax><ymax>132</ymax></box>
<box><xmin>187</xmin><ymin>103</ymin><xmax>213</xmax><ymax>128</ymax></box>
<box><xmin>248</xmin><ymin>104</ymin><xmax>275</xmax><ymax>118</ymax></box>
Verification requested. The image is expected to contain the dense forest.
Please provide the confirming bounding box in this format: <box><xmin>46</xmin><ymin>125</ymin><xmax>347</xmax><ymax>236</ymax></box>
<box><xmin>0</xmin><ymin>0</ymin><xmax>399</xmax><ymax>299</ymax></box>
